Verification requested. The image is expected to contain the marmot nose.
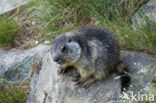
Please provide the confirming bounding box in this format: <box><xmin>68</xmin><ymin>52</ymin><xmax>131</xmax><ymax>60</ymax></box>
<box><xmin>53</xmin><ymin>56</ymin><xmax>62</xmax><ymax>64</ymax></box>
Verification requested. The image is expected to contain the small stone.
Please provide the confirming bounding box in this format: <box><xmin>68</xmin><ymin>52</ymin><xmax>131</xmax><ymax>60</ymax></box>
<box><xmin>44</xmin><ymin>41</ymin><xmax>50</xmax><ymax>44</ymax></box>
<box><xmin>32</xmin><ymin>21</ymin><xmax>35</xmax><ymax>25</ymax></box>
<box><xmin>35</xmin><ymin>41</ymin><xmax>39</xmax><ymax>44</ymax></box>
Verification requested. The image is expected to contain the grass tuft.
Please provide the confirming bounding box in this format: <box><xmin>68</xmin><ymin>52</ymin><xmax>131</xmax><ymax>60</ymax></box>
<box><xmin>21</xmin><ymin>0</ymin><xmax>155</xmax><ymax>53</ymax></box>
<box><xmin>0</xmin><ymin>16</ymin><xmax>19</xmax><ymax>47</ymax></box>
<box><xmin>0</xmin><ymin>85</ymin><xmax>28</xmax><ymax>103</ymax></box>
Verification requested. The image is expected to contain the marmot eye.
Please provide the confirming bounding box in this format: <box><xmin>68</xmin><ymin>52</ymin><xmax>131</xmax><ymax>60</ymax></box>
<box><xmin>67</xmin><ymin>37</ymin><xmax>71</xmax><ymax>42</ymax></box>
<box><xmin>61</xmin><ymin>45</ymin><xmax>66</xmax><ymax>52</ymax></box>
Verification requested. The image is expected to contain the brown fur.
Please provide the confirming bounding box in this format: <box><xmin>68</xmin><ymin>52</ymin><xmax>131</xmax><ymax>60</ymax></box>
<box><xmin>51</xmin><ymin>27</ymin><xmax>128</xmax><ymax>88</ymax></box>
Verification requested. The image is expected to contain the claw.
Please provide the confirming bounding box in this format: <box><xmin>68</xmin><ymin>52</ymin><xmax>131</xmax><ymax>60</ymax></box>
<box><xmin>58</xmin><ymin>66</ymin><xmax>66</xmax><ymax>74</ymax></box>
<box><xmin>81</xmin><ymin>78</ymin><xmax>96</xmax><ymax>88</ymax></box>
<box><xmin>75</xmin><ymin>78</ymin><xmax>88</xmax><ymax>86</ymax></box>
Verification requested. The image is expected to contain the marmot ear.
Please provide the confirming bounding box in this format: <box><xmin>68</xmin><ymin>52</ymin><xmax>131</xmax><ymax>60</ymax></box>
<box><xmin>67</xmin><ymin>36</ymin><xmax>71</xmax><ymax>42</ymax></box>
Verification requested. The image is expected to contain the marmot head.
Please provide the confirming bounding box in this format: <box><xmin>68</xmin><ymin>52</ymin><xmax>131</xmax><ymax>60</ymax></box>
<box><xmin>51</xmin><ymin>33</ymin><xmax>81</xmax><ymax>65</ymax></box>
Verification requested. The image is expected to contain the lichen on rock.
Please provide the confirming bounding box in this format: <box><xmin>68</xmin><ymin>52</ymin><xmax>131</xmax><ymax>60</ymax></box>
<box><xmin>27</xmin><ymin>50</ymin><xmax>156</xmax><ymax>103</ymax></box>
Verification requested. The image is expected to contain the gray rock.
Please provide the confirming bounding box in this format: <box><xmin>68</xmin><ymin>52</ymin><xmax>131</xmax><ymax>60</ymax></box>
<box><xmin>120</xmin><ymin>51</ymin><xmax>156</xmax><ymax>93</ymax></box>
<box><xmin>27</xmin><ymin>51</ymin><xmax>156</xmax><ymax>103</ymax></box>
<box><xmin>0</xmin><ymin>0</ymin><xmax>30</xmax><ymax>15</ymax></box>
<box><xmin>0</xmin><ymin>45</ymin><xmax>49</xmax><ymax>87</ymax></box>
<box><xmin>132</xmin><ymin>0</ymin><xmax>156</xmax><ymax>27</ymax></box>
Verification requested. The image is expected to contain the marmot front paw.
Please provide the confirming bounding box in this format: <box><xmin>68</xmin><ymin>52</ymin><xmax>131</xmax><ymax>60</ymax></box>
<box><xmin>58</xmin><ymin>66</ymin><xmax>67</xmax><ymax>74</ymax></box>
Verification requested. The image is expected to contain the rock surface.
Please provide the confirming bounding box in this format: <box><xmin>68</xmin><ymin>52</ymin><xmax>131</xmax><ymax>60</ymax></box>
<box><xmin>27</xmin><ymin>51</ymin><xmax>156</xmax><ymax>103</ymax></box>
<box><xmin>0</xmin><ymin>0</ymin><xmax>30</xmax><ymax>15</ymax></box>
<box><xmin>132</xmin><ymin>0</ymin><xmax>156</xmax><ymax>27</ymax></box>
<box><xmin>0</xmin><ymin>45</ymin><xmax>49</xmax><ymax>87</ymax></box>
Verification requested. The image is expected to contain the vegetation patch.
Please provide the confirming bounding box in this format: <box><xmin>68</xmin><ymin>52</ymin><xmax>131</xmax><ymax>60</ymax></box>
<box><xmin>13</xmin><ymin>0</ymin><xmax>155</xmax><ymax>53</ymax></box>
<box><xmin>1</xmin><ymin>0</ymin><xmax>155</xmax><ymax>53</ymax></box>
<box><xmin>0</xmin><ymin>16</ymin><xmax>19</xmax><ymax>47</ymax></box>
<box><xmin>0</xmin><ymin>85</ymin><xmax>28</xmax><ymax>103</ymax></box>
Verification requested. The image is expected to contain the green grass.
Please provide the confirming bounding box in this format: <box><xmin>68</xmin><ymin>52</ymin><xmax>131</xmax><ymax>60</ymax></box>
<box><xmin>0</xmin><ymin>85</ymin><xmax>28</xmax><ymax>103</ymax></box>
<box><xmin>100</xmin><ymin>18</ymin><xmax>156</xmax><ymax>52</ymax></box>
<box><xmin>16</xmin><ymin>0</ymin><xmax>156</xmax><ymax>53</ymax></box>
<box><xmin>0</xmin><ymin>16</ymin><xmax>19</xmax><ymax>46</ymax></box>
<box><xmin>2</xmin><ymin>0</ymin><xmax>155</xmax><ymax>53</ymax></box>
